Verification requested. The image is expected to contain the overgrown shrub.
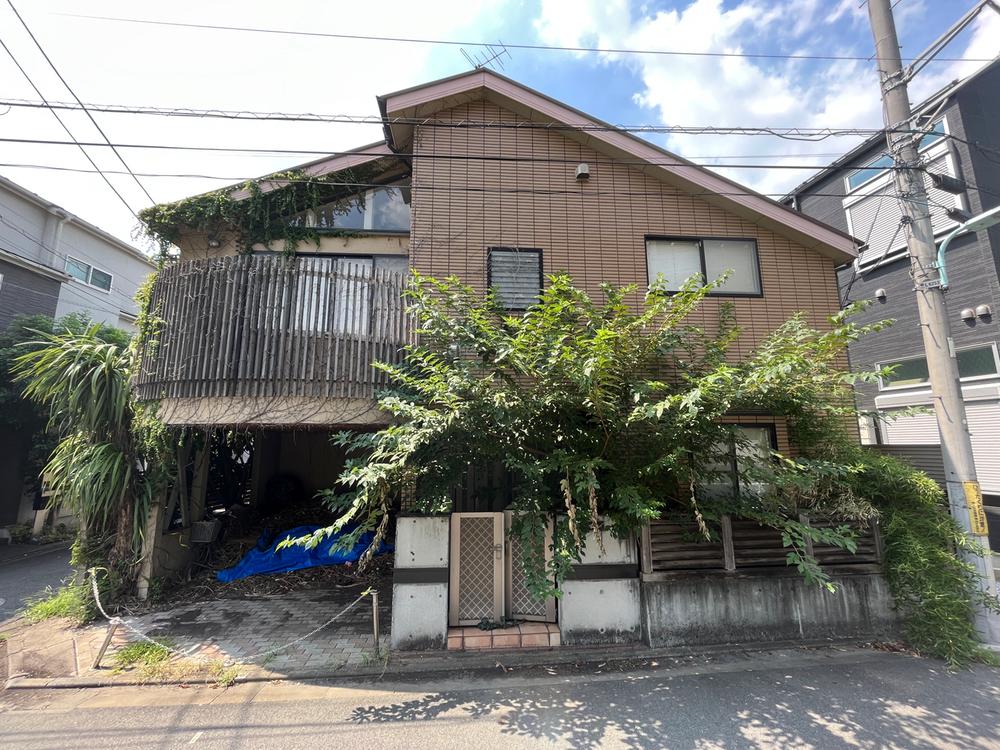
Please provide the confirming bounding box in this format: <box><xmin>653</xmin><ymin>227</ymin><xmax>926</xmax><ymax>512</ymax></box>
<box><xmin>843</xmin><ymin>449</ymin><xmax>1000</xmax><ymax>667</ymax></box>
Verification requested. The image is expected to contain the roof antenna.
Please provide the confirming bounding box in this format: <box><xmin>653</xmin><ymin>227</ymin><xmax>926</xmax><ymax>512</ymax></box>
<box><xmin>460</xmin><ymin>42</ymin><xmax>512</xmax><ymax>71</ymax></box>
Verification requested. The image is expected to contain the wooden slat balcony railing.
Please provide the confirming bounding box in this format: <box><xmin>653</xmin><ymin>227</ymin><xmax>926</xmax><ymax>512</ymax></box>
<box><xmin>134</xmin><ymin>254</ymin><xmax>414</xmax><ymax>402</ymax></box>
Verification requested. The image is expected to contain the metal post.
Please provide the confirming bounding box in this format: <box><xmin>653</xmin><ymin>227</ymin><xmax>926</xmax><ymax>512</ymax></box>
<box><xmin>868</xmin><ymin>0</ymin><xmax>999</xmax><ymax>644</ymax></box>
<box><xmin>371</xmin><ymin>590</ymin><xmax>381</xmax><ymax>656</ymax></box>
<box><xmin>92</xmin><ymin>620</ymin><xmax>119</xmax><ymax>670</ymax></box>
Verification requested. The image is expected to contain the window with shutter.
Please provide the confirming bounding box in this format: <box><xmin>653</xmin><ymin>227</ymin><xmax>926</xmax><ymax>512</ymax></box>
<box><xmin>487</xmin><ymin>248</ymin><xmax>542</xmax><ymax>310</ymax></box>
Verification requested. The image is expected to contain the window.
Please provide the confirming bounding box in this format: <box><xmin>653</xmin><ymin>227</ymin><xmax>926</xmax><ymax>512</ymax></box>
<box><xmin>646</xmin><ymin>237</ymin><xmax>761</xmax><ymax>296</ymax></box>
<box><xmin>879</xmin><ymin>344</ymin><xmax>999</xmax><ymax>389</ymax></box>
<box><xmin>701</xmin><ymin>425</ymin><xmax>775</xmax><ymax>500</ymax></box>
<box><xmin>291</xmin><ymin>184</ymin><xmax>411</xmax><ymax>233</ymax></box>
<box><xmin>488</xmin><ymin>248</ymin><xmax>542</xmax><ymax>309</ymax></box>
<box><xmin>90</xmin><ymin>268</ymin><xmax>113</xmax><ymax>292</ymax></box>
<box><xmin>845</xmin><ymin>121</ymin><xmax>946</xmax><ymax>192</ymax></box>
<box><xmin>65</xmin><ymin>257</ymin><xmax>113</xmax><ymax>292</ymax></box>
<box><xmin>287</xmin><ymin>254</ymin><xmax>406</xmax><ymax>335</ymax></box>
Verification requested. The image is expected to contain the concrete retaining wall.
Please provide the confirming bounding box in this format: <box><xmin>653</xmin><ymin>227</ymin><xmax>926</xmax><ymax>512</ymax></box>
<box><xmin>642</xmin><ymin>572</ymin><xmax>899</xmax><ymax>647</ymax></box>
<box><xmin>390</xmin><ymin>516</ymin><xmax>450</xmax><ymax>650</ymax></box>
<box><xmin>559</xmin><ymin>529</ymin><xmax>642</xmax><ymax>645</ymax></box>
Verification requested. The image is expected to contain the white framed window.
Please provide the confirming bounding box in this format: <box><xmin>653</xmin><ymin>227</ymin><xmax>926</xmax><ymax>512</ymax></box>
<box><xmin>844</xmin><ymin>121</ymin><xmax>946</xmax><ymax>193</ymax></box>
<box><xmin>844</xmin><ymin>119</ymin><xmax>963</xmax><ymax>270</ymax></box>
<box><xmin>65</xmin><ymin>256</ymin><xmax>113</xmax><ymax>292</ymax></box>
<box><xmin>646</xmin><ymin>237</ymin><xmax>762</xmax><ymax>296</ymax></box>
<box><xmin>488</xmin><ymin>247</ymin><xmax>543</xmax><ymax>309</ymax></box>
<box><xmin>877</xmin><ymin>343</ymin><xmax>999</xmax><ymax>390</ymax></box>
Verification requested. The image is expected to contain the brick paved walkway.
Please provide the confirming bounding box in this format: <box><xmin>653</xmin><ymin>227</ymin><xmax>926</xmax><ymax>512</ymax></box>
<box><xmin>75</xmin><ymin>578</ymin><xmax>392</xmax><ymax>678</ymax></box>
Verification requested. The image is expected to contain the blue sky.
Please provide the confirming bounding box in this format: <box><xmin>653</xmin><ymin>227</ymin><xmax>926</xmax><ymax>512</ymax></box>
<box><xmin>0</xmin><ymin>0</ymin><xmax>996</xmax><ymax>249</ymax></box>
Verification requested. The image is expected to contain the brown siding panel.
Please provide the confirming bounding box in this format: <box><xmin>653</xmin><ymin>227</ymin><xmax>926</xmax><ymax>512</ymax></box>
<box><xmin>410</xmin><ymin>100</ymin><xmax>844</xmax><ymax>364</ymax></box>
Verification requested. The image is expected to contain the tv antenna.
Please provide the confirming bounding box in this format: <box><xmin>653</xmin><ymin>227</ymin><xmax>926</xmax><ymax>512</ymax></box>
<box><xmin>460</xmin><ymin>42</ymin><xmax>512</xmax><ymax>71</ymax></box>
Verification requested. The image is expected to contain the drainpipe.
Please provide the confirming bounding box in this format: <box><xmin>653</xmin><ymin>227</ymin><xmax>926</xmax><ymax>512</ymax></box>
<box><xmin>43</xmin><ymin>206</ymin><xmax>70</xmax><ymax>269</ymax></box>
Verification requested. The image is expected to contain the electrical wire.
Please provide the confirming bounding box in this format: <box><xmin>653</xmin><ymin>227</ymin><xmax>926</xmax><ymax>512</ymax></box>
<box><xmin>59</xmin><ymin>12</ymin><xmax>997</xmax><ymax>64</ymax></box>
<box><xmin>0</xmin><ymin>135</ymin><xmax>925</xmax><ymax>170</ymax></box>
<box><xmin>5</xmin><ymin>1</ymin><xmax>156</xmax><ymax>206</ymax></box>
<box><xmin>0</xmin><ymin>97</ymin><xmax>924</xmax><ymax>138</ymax></box>
<box><xmin>0</xmin><ymin>36</ymin><xmax>139</xmax><ymax>219</ymax></box>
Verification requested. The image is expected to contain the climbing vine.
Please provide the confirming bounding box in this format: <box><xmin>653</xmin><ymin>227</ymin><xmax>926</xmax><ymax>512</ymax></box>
<box><xmin>138</xmin><ymin>158</ymin><xmax>397</xmax><ymax>255</ymax></box>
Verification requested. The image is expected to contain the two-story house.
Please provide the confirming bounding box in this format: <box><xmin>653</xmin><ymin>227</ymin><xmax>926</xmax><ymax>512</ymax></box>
<box><xmin>136</xmin><ymin>70</ymin><xmax>898</xmax><ymax>651</ymax></box>
<box><xmin>0</xmin><ymin>174</ymin><xmax>157</xmax><ymax>528</ymax></box>
<box><xmin>784</xmin><ymin>59</ymin><xmax>1000</xmax><ymax>540</ymax></box>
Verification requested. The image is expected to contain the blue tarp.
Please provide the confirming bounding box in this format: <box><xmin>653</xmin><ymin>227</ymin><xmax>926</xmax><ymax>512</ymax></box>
<box><xmin>217</xmin><ymin>524</ymin><xmax>392</xmax><ymax>583</ymax></box>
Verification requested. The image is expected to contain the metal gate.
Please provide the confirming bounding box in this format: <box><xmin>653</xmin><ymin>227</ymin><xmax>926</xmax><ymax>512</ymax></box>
<box><xmin>449</xmin><ymin>512</ymin><xmax>555</xmax><ymax>626</ymax></box>
<box><xmin>505</xmin><ymin>512</ymin><xmax>556</xmax><ymax>622</ymax></box>
<box><xmin>449</xmin><ymin>513</ymin><xmax>504</xmax><ymax>626</ymax></box>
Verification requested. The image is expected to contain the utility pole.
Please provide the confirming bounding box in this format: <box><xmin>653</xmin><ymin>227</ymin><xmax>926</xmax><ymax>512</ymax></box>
<box><xmin>867</xmin><ymin>0</ymin><xmax>999</xmax><ymax>645</ymax></box>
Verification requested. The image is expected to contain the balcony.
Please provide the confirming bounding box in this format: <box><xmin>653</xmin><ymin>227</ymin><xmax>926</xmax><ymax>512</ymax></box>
<box><xmin>134</xmin><ymin>254</ymin><xmax>413</xmax><ymax>425</ymax></box>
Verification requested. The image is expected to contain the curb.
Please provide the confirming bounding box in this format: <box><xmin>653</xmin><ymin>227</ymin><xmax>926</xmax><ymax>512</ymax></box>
<box><xmin>3</xmin><ymin>637</ymin><xmax>881</xmax><ymax>691</ymax></box>
<box><xmin>0</xmin><ymin>541</ymin><xmax>73</xmax><ymax>568</ymax></box>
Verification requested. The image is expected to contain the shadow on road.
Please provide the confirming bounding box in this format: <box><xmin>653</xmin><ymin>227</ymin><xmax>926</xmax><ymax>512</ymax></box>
<box><xmin>348</xmin><ymin>656</ymin><xmax>1000</xmax><ymax>749</ymax></box>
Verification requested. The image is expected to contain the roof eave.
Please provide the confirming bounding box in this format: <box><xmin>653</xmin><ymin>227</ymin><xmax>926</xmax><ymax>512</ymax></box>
<box><xmin>379</xmin><ymin>69</ymin><xmax>858</xmax><ymax>263</ymax></box>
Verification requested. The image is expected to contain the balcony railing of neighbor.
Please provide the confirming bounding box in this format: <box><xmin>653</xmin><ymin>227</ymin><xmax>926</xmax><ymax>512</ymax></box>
<box><xmin>134</xmin><ymin>254</ymin><xmax>414</xmax><ymax>401</ymax></box>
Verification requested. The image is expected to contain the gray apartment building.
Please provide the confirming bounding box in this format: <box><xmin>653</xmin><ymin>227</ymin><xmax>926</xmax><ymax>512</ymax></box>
<box><xmin>0</xmin><ymin>174</ymin><xmax>156</xmax><ymax>527</ymax></box>
<box><xmin>784</xmin><ymin>59</ymin><xmax>1000</xmax><ymax>509</ymax></box>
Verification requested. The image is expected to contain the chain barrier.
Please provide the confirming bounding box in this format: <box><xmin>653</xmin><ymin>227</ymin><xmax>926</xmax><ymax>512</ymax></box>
<box><xmin>88</xmin><ymin>568</ymin><xmax>371</xmax><ymax>666</ymax></box>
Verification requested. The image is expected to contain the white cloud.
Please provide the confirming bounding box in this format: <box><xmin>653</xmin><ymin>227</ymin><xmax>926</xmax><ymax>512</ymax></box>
<box><xmin>534</xmin><ymin>0</ymin><xmax>999</xmax><ymax>198</ymax></box>
<box><xmin>0</xmin><ymin>0</ymin><xmax>505</xmax><ymax>248</ymax></box>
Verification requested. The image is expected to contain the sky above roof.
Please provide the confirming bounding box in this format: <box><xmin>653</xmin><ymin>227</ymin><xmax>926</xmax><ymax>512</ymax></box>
<box><xmin>0</xmin><ymin>0</ymin><xmax>997</xmax><ymax>254</ymax></box>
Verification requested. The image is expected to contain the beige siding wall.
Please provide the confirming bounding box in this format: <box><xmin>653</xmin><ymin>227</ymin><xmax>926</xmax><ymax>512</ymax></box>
<box><xmin>409</xmin><ymin>99</ymin><xmax>843</xmax><ymax>362</ymax></box>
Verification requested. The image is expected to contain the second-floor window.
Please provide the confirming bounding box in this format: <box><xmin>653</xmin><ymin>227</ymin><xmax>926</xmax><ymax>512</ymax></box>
<box><xmin>646</xmin><ymin>237</ymin><xmax>762</xmax><ymax>296</ymax></box>
<box><xmin>878</xmin><ymin>344</ymin><xmax>999</xmax><ymax>389</ymax></box>
<box><xmin>488</xmin><ymin>247</ymin><xmax>542</xmax><ymax>310</ymax></box>
<box><xmin>65</xmin><ymin>257</ymin><xmax>113</xmax><ymax>292</ymax></box>
<box><xmin>291</xmin><ymin>184</ymin><xmax>411</xmax><ymax>233</ymax></box>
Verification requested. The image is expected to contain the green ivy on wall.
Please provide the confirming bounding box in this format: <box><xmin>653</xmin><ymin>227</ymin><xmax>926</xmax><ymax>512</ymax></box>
<box><xmin>138</xmin><ymin>158</ymin><xmax>397</xmax><ymax>256</ymax></box>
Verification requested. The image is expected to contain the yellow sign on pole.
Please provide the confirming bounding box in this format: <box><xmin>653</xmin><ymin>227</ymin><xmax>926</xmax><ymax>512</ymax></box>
<box><xmin>964</xmin><ymin>481</ymin><xmax>989</xmax><ymax>536</ymax></box>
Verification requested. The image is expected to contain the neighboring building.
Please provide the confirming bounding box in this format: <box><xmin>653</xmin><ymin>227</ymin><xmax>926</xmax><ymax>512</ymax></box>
<box><xmin>136</xmin><ymin>71</ymin><xmax>898</xmax><ymax>651</ymax></box>
<box><xmin>0</xmin><ymin>174</ymin><xmax>157</xmax><ymax>528</ymax></box>
<box><xmin>0</xmin><ymin>174</ymin><xmax>157</xmax><ymax>332</ymax></box>
<box><xmin>784</xmin><ymin>59</ymin><xmax>1000</xmax><ymax>507</ymax></box>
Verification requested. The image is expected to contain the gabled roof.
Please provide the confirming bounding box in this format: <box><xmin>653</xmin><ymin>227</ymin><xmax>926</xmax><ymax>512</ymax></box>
<box><xmin>227</xmin><ymin>141</ymin><xmax>403</xmax><ymax>200</ymax></box>
<box><xmin>377</xmin><ymin>69</ymin><xmax>859</xmax><ymax>263</ymax></box>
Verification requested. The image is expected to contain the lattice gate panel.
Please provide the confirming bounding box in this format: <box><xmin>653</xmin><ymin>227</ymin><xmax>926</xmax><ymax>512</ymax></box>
<box><xmin>507</xmin><ymin>532</ymin><xmax>547</xmax><ymax>618</ymax></box>
<box><xmin>451</xmin><ymin>514</ymin><xmax>501</xmax><ymax>624</ymax></box>
<box><xmin>505</xmin><ymin>513</ymin><xmax>556</xmax><ymax>622</ymax></box>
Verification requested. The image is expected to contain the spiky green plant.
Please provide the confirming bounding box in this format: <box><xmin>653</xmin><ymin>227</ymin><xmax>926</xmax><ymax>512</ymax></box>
<box><xmin>14</xmin><ymin>327</ymin><xmax>167</xmax><ymax>568</ymax></box>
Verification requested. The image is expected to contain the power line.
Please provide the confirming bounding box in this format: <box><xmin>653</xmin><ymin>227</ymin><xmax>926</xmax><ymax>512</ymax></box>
<box><xmin>0</xmin><ymin>97</ymin><xmax>947</xmax><ymax>140</ymax></box>
<box><xmin>0</xmin><ymin>135</ymin><xmax>926</xmax><ymax>170</ymax></box>
<box><xmin>0</xmin><ymin>34</ymin><xmax>139</xmax><ymax>219</ymax></box>
<box><xmin>60</xmin><ymin>12</ymin><xmax>997</xmax><ymax>64</ymax></box>
<box><xmin>0</xmin><ymin>161</ymin><xmax>877</xmax><ymax>198</ymax></box>
<box><xmin>5</xmin><ymin>1</ymin><xmax>156</xmax><ymax>206</ymax></box>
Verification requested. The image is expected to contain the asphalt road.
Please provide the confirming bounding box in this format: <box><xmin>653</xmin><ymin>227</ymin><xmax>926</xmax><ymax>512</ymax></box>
<box><xmin>1</xmin><ymin>649</ymin><xmax>998</xmax><ymax>749</ymax></box>
<box><xmin>0</xmin><ymin>546</ymin><xmax>73</xmax><ymax>621</ymax></box>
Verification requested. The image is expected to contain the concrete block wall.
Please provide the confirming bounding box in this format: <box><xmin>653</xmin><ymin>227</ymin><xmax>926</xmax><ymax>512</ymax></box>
<box><xmin>390</xmin><ymin>516</ymin><xmax>450</xmax><ymax>650</ymax></box>
<box><xmin>559</xmin><ymin>528</ymin><xmax>642</xmax><ymax>645</ymax></box>
<box><xmin>642</xmin><ymin>572</ymin><xmax>899</xmax><ymax>647</ymax></box>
